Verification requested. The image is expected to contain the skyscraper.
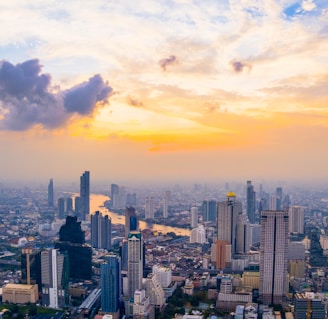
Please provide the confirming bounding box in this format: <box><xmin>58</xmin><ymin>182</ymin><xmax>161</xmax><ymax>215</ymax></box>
<box><xmin>21</xmin><ymin>248</ymin><xmax>42</xmax><ymax>291</ymax></box>
<box><xmin>111</xmin><ymin>184</ymin><xmax>120</xmax><ymax>209</ymax></box>
<box><xmin>48</xmin><ymin>178</ymin><xmax>54</xmax><ymax>207</ymax></box>
<box><xmin>128</xmin><ymin>231</ymin><xmax>144</xmax><ymax>299</ymax></box>
<box><xmin>58</xmin><ymin>197</ymin><xmax>65</xmax><ymax>219</ymax></box>
<box><xmin>145</xmin><ymin>197</ymin><xmax>155</xmax><ymax>219</ymax></box>
<box><xmin>202</xmin><ymin>200</ymin><xmax>217</xmax><ymax>224</ymax></box>
<box><xmin>55</xmin><ymin>216</ymin><xmax>92</xmax><ymax>280</ymax></box>
<box><xmin>246</xmin><ymin>181</ymin><xmax>256</xmax><ymax>224</ymax></box>
<box><xmin>80</xmin><ymin>171</ymin><xmax>90</xmax><ymax>221</ymax></box>
<box><xmin>41</xmin><ymin>249</ymin><xmax>69</xmax><ymax>308</ymax></box>
<box><xmin>217</xmin><ymin>192</ymin><xmax>243</xmax><ymax>254</ymax></box>
<box><xmin>190</xmin><ymin>206</ymin><xmax>199</xmax><ymax>228</ymax></box>
<box><xmin>275</xmin><ymin>187</ymin><xmax>283</xmax><ymax>210</ymax></box>
<box><xmin>289</xmin><ymin>206</ymin><xmax>305</xmax><ymax>234</ymax></box>
<box><xmin>101</xmin><ymin>254</ymin><xmax>122</xmax><ymax>315</ymax></box>
<box><xmin>125</xmin><ymin>207</ymin><xmax>138</xmax><ymax>237</ymax></box>
<box><xmin>163</xmin><ymin>191</ymin><xmax>170</xmax><ymax>218</ymax></box>
<box><xmin>259</xmin><ymin>210</ymin><xmax>289</xmax><ymax>305</ymax></box>
<box><xmin>91</xmin><ymin>211</ymin><xmax>112</xmax><ymax>250</ymax></box>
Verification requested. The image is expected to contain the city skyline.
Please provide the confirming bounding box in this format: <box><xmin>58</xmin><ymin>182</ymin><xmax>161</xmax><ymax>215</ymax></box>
<box><xmin>0</xmin><ymin>1</ymin><xmax>328</xmax><ymax>184</ymax></box>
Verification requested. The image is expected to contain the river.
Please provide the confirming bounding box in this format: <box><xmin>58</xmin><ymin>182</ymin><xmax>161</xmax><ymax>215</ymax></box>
<box><xmin>89</xmin><ymin>193</ymin><xmax>190</xmax><ymax>237</ymax></box>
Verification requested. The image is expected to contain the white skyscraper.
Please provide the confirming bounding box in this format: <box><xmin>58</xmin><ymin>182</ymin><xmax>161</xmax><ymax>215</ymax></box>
<box><xmin>145</xmin><ymin>273</ymin><xmax>165</xmax><ymax>309</ymax></box>
<box><xmin>152</xmin><ymin>265</ymin><xmax>172</xmax><ymax>288</ymax></box>
<box><xmin>191</xmin><ymin>206</ymin><xmax>199</xmax><ymax>228</ymax></box>
<box><xmin>128</xmin><ymin>231</ymin><xmax>143</xmax><ymax>299</ymax></box>
<box><xmin>259</xmin><ymin>210</ymin><xmax>289</xmax><ymax>305</ymax></box>
<box><xmin>163</xmin><ymin>191</ymin><xmax>170</xmax><ymax>218</ymax></box>
<box><xmin>190</xmin><ymin>224</ymin><xmax>206</xmax><ymax>244</ymax></box>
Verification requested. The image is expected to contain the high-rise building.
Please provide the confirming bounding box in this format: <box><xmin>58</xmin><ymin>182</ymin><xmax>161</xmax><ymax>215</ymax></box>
<box><xmin>217</xmin><ymin>192</ymin><xmax>243</xmax><ymax>254</ymax></box>
<box><xmin>41</xmin><ymin>249</ymin><xmax>69</xmax><ymax>308</ymax></box>
<box><xmin>214</xmin><ymin>240</ymin><xmax>231</xmax><ymax>270</ymax></box>
<box><xmin>163</xmin><ymin>191</ymin><xmax>170</xmax><ymax>218</ymax></box>
<box><xmin>21</xmin><ymin>248</ymin><xmax>42</xmax><ymax>291</ymax></box>
<box><xmin>66</xmin><ymin>197</ymin><xmax>73</xmax><ymax>214</ymax></box>
<box><xmin>74</xmin><ymin>196</ymin><xmax>81</xmax><ymax>215</ymax></box>
<box><xmin>58</xmin><ymin>197</ymin><xmax>65</xmax><ymax>219</ymax></box>
<box><xmin>48</xmin><ymin>178</ymin><xmax>54</xmax><ymax>207</ymax></box>
<box><xmin>190</xmin><ymin>206</ymin><xmax>199</xmax><ymax>228</ymax></box>
<box><xmin>190</xmin><ymin>225</ymin><xmax>206</xmax><ymax>244</ymax></box>
<box><xmin>125</xmin><ymin>207</ymin><xmax>138</xmax><ymax>237</ymax></box>
<box><xmin>101</xmin><ymin>254</ymin><xmax>122</xmax><ymax>316</ymax></box>
<box><xmin>289</xmin><ymin>206</ymin><xmax>304</xmax><ymax>234</ymax></box>
<box><xmin>275</xmin><ymin>187</ymin><xmax>283</xmax><ymax>210</ymax></box>
<box><xmin>128</xmin><ymin>231</ymin><xmax>144</xmax><ymax>299</ymax></box>
<box><xmin>55</xmin><ymin>216</ymin><xmax>92</xmax><ymax>280</ymax></box>
<box><xmin>91</xmin><ymin>211</ymin><xmax>112</xmax><ymax>250</ymax></box>
<box><xmin>152</xmin><ymin>265</ymin><xmax>172</xmax><ymax>288</ymax></box>
<box><xmin>202</xmin><ymin>200</ymin><xmax>217</xmax><ymax>224</ymax></box>
<box><xmin>111</xmin><ymin>184</ymin><xmax>120</xmax><ymax>209</ymax></box>
<box><xmin>145</xmin><ymin>197</ymin><xmax>155</xmax><ymax>219</ymax></box>
<box><xmin>294</xmin><ymin>292</ymin><xmax>326</xmax><ymax>319</ymax></box>
<box><xmin>246</xmin><ymin>181</ymin><xmax>256</xmax><ymax>224</ymax></box>
<box><xmin>259</xmin><ymin>210</ymin><xmax>289</xmax><ymax>305</ymax></box>
<box><xmin>80</xmin><ymin>171</ymin><xmax>90</xmax><ymax>220</ymax></box>
<box><xmin>133</xmin><ymin>290</ymin><xmax>154</xmax><ymax>319</ymax></box>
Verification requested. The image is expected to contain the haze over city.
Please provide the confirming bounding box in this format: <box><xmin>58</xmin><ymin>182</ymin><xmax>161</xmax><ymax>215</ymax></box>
<box><xmin>0</xmin><ymin>0</ymin><xmax>327</xmax><ymax>185</ymax></box>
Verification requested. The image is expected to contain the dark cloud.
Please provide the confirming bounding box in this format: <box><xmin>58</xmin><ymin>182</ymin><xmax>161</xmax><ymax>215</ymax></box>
<box><xmin>126</xmin><ymin>96</ymin><xmax>144</xmax><ymax>107</ymax></box>
<box><xmin>0</xmin><ymin>59</ymin><xmax>112</xmax><ymax>131</ymax></box>
<box><xmin>230</xmin><ymin>60</ymin><xmax>252</xmax><ymax>73</ymax></box>
<box><xmin>159</xmin><ymin>55</ymin><xmax>178</xmax><ymax>71</ymax></box>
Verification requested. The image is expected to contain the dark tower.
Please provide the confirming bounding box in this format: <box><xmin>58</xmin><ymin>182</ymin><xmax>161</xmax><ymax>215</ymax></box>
<box><xmin>48</xmin><ymin>178</ymin><xmax>54</xmax><ymax>207</ymax></box>
<box><xmin>80</xmin><ymin>171</ymin><xmax>90</xmax><ymax>220</ymax></box>
<box><xmin>247</xmin><ymin>180</ymin><xmax>256</xmax><ymax>223</ymax></box>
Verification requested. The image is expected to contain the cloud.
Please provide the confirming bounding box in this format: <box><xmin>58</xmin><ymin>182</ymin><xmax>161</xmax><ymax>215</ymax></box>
<box><xmin>159</xmin><ymin>55</ymin><xmax>178</xmax><ymax>71</ymax></box>
<box><xmin>230</xmin><ymin>60</ymin><xmax>252</xmax><ymax>73</ymax></box>
<box><xmin>301</xmin><ymin>0</ymin><xmax>316</xmax><ymax>11</ymax></box>
<box><xmin>126</xmin><ymin>96</ymin><xmax>144</xmax><ymax>107</ymax></box>
<box><xmin>0</xmin><ymin>59</ymin><xmax>112</xmax><ymax>130</ymax></box>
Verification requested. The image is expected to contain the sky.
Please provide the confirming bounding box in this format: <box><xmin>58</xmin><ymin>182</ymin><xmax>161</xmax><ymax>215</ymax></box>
<box><xmin>0</xmin><ymin>0</ymin><xmax>328</xmax><ymax>186</ymax></box>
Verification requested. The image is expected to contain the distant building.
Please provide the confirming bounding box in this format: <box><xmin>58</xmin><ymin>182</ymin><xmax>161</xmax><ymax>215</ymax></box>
<box><xmin>289</xmin><ymin>206</ymin><xmax>304</xmax><ymax>234</ymax></box>
<box><xmin>58</xmin><ymin>197</ymin><xmax>65</xmax><ymax>219</ymax></box>
<box><xmin>246</xmin><ymin>181</ymin><xmax>256</xmax><ymax>224</ymax></box>
<box><xmin>163</xmin><ymin>191</ymin><xmax>170</xmax><ymax>219</ymax></box>
<box><xmin>21</xmin><ymin>248</ymin><xmax>42</xmax><ymax>291</ymax></box>
<box><xmin>80</xmin><ymin>171</ymin><xmax>90</xmax><ymax>220</ymax></box>
<box><xmin>145</xmin><ymin>273</ymin><xmax>165</xmax><ymax>309</ymax></box>
<box><xmin>48</xmin><ymin>178</ymin><xmax>54</xmax><ymax>207</ymax></box>
<box><xmin>91</xmin><ymin>211</ymin><xmax>112</xmax><ymax>250</ymax></box>
<box><xmin>145</xmin><ymin>197</ymin><xmax>155</xmax><ymax>219</ymax></box>
<box><xmin>190</xmin><ymin>225</ymin><xmax>206</xmax><ymax>244</ymax></box>
<box><xmin>190</xmin><ymin>206</ymin><xmax>198</xmax><ymax>228</ymax></box>
<box><xmin>202</xmin><ymin>200</ymin><xmax>217</xmax><ymax>224</ymax></box>
<box><xmin>41</xmin><ymin>249</ymin><xmax>69</xmax><ymax>308</ymax></box>
<box><xmin>259</xmin><ymin>210</ymin><xmax>289</xmax><ymax>305</ymax></box>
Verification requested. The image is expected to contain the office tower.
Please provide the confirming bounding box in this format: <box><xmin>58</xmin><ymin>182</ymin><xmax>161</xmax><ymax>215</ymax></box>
<box><xmin>190</xmin><ymin>206</ymin><xmax>199</xmax><ymax>228</ymax></box>
<box><xmin>163</xmin><ymin>191</ymin><xmax>170</xmax><ymax>218</ymax></box>
<box><xmin>217</xmin><ymin>192</ymin><xmax>242</xmax><ymax>254</ymax></box>
<box><xmin>125</xmin><ymin>207</ymin><xmax>138</xmax><ymax>237</ymax></box>
<box><xmin>111</xmin><ymin>184</ymin><xmax>120</xmax><ymax>209</ymax></box>
<box><xmin>190</xmin><ymin>225</ymin><xmax>206</xmax><ymax>244</ymax></box>
<box><xmin>48</xmin><ymin>178</ymin><xmax>54</xmax><ymax>207</ymax></box>
<box><xmin>80</xmin><ymin>171</ymin><xmax>90</xmax><ymax>220</ymax></box>
<box><xmin>294</xmin><ymin>292</ymin><xmax>326</xmax><ymax>319</ymax></box>
<box><xmin>202</xmin><ymin>200</ymin><xmax>217</xmax><ymax>224</ymax></box>
<box><xmin>235</xmin><ymin>213</ymin><xmax>249</xmax><ymax>254</ymax></box>
<box><xmin>120</xmin><ymin>239</ymin><xmax>128</xmax><ymax>271</ymax></box>
<box><xmin>145</xmin><ymin>197</ymin><xmax>155</xmax><ymax>219</ymax></box>
<box><xmin>259</xmin><ymin>210</ymin><xmax>288</xmax><ymax>305</ymax></box>
<box><xmin>74</xmin><ymin>196</ymin><xmax>81</xmax><ymax>215</ymax></box>
<box><xmin>126</xmin><ymin>193</ymin><xmax>137</xmax><ymax>206</ymax></box>
<box><xmin>91</xmin><ymin>211</ymin><xmax>112</xmax><ymax>250</ymax></box>
<box><xmin>21</xmin><ymin>248</ymin><xmax>42</xmax><ymax>291</ymax></box>
<box><xmin>289</xmin><ymin>206</ymin><xmax>305</xmax><ymax>234</ymax></box>
<box><xmin>145</xmin><ymin>273</ymin><xmax>165</xmax><ymax>309</ymax></box>
<box><xmin>269</xmin><ymin>195</ymin><xmax>277</xmax><ymax>210</ymax></box>
<box><xmin>309</xmin><ymin>228</ymin><xmax>327</xmax><ymax>267</ymax></box>
<box><xmin>41</xmin><ymin>249</ymin><xmax>69</xmax><ymax>308</ymax></box>
<box><xmin>128</xmin><ymin>231</ymin><xmax>144</xmax><ymax>299</ymax></box>
<box><xmin>58</xmin><ymin>197</ymin><xmax>65</xmax><ymax>219</ymax></box>
<box><xmin>55</xmin><ymin>216</ymin><xmax>92</xmax><ymax>280</ymax></box>
<box><xmin>275</xmin><ymin>187</ymin><xmax>283</xmax><ymax>210</ymax></box>
<box><xmin>246</xmin><ymin>181</ymin><xmax>256</xmax><ymax>224</ymax></box>
<box><xmin>214</xmin><ymin>240</ymin><xmax>230</xmax><ymax>270</ymax></box>
<box><xmin>66</xmin><ymin>197</ymin><xmax>73</xmax><ymax>214</ymax></box>
<box><xmin>101</xmin><ymin>254</ymin><xmax>122</xmax><ymax>315</ymax></box>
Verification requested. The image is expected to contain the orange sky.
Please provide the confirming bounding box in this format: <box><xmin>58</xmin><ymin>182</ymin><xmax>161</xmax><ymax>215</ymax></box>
<box><xmin>0</xmin><ymin>0</ymin><xmax>327</xmax><ymax>185</ymax></box>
